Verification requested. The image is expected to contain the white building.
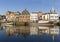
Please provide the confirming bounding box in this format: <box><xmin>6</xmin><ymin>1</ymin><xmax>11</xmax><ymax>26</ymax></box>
<box><xmin>49</xmin><ymin>8</ymin><xmax>59</xmax><ymax>22</ymax></box>
<box><xmin>30</xmin><ymin>12</ymin><xmax>38</xmax><ymax>22</ymax></box>
<box><xmin>50</xmin><ymin>14</ymin><xmax>59</xmax><ymax>22</ymax></box>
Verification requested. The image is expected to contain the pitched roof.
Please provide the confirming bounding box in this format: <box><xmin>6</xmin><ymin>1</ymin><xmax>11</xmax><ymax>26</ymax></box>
<box><xmin>22</xmin><ymin>9</ymin><xmax>30</xmax><ymax>15</ymax></box>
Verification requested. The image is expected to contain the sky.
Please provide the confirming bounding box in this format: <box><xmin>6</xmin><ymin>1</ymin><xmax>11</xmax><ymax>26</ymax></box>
<box><xmin>0</xmin><ymin>0</ymin><xmax>60</xmax><ymax>15</ymax></box>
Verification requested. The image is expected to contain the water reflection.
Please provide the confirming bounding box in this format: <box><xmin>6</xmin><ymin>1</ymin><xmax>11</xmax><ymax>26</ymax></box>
<box><xmin>5</xmin><ymin>26</ymin><xmax>30</xmax><ymax>38</ymax></box>
<box><xmin>0</xmin><ymin>24</ymin><xmax>60</xmax><ymax>42</ymax></box>
<box><xmin>1</xmin><ymin>25</ymin><xmax>60</xmax><ymax>36</ymax></box>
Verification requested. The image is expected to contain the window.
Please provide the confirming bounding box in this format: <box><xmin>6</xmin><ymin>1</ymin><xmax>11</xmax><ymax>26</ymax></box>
<box><xmin>55</xmin><ymin>30</ymin><xmax>58</xmax><ymax>32</ymax></box>
<box><xmin>55</xmin><ymin>16</ymin><xmax>58</xmax><ymax>18</ymax></box>
<box><xmin>51</xmin><ymin>30</ymin><xmax>54</xmax><ymax>32</ymax></box>
<box><xmin>51</xmin><ymin>16</ymin><xmax>54</xmax><ymax>18</ymax></box>
<box><xmin>39</xmin><ymin>16</ymin><xmax>42</xmax><ymax>20</ymax></box>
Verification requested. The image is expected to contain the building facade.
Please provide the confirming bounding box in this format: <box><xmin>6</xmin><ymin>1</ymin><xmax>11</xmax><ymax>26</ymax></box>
<box><xmin>38</xmin><ymin>13</ymin><xmax>50</xmax><ymax>23</ymax></box>
<box><xmin>18</xmin><ymin>9</ymin><xmax>30</xmax><ymax>22</ymax></box>
<box><xmin>6</xmin><ymin>11</ymin><xmax>15</xmax><ymax>22</ymax></box>
<box><xmin>50</xmin><ymin>14</ymin><xmax>59</xmax><ymax>22</ymax></box>
<box><xmin>49</xmin><ymin>8</ymin><xmax>59</xmax><ymax>22</ymax></box>
<box><xmin>30</xmin><ymin>12</ymin><xmax>38</xmax><ymax>22</ymax></box>
<box><xmin>6</xmin><ymin>9</ymin><xmax>30</xmax><ymax>23</ymax></box>
<box><xmin>38</xmin><ymin>12</ymin><xmax>42</xmax><ymax>20</ymax></box>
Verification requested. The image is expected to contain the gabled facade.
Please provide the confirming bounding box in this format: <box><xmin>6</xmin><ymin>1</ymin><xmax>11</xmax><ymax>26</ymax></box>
<box><xmin>6</xmin><ymin>11</ymin><xmax>15</xmax><ymax>22</ymax></box>
<box><xmin>18</xmin><ymin>9</ymin><xmax>30</xmax><ymax>22</ymax></box>
<box><xmin>6</xmin><ymin>9</ymin><xmax>30</xmax><ymax>22</ymax></box>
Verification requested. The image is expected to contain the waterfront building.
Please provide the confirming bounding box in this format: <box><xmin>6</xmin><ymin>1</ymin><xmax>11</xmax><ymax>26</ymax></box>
<box><xmin>1</xmin><ymin>15</ymin><xmax>6</xmax><ymax>22</ymax></box>
<box><xmin>38</xmin><ymin>12</ymin><xmax>42</xmax><ymax>20</ymax></box>
<box><xmin>49</xmin><ymin>8</ymin><xmax>59</xmax><ymax>22</ymax></box>
<box><xmin>6</xmin><ymin>9</ymin><xmax>30</xmax><ymax>23</ymax></box>
<box><xmin>14</xmin><ymin>11</ymin><xmax>21</xmax><ymax>22</ymax></box>
<box><xmin>18</xmin><ymin>9</ymin><xmax>30</xmax><ymax>22</ymax></box>
<box><xmin>38</xmin><ymin>8</ymin><xmax>59</xmax><ymax>23</ymax></box>
<box><xmin>0</xmin><ymin>15</ymin><xmax>2</xmax><ymax>22</ymax></box>
<box><xmin>6</xmin><ymin>11</ymin><xmax>15</xmax><ymax>22</ymax></box>
<box><xmin>30</xmin><ymin>12</ymin><xmax>38</xmax><ymax>22</ymax></box>
<box><xmin>42</xmin><ymin>13</ymin><xmax>50</xmax><ymax>21</ymax></box>
<box><xmin>59</xmin><ymin>16</ymin><xmax>60</xmax><ymax>21</ymax></box>
<box><xmin>38</xmin><ymin>13</ymin><xmax>50</xmax><ymax>23</ymax></box>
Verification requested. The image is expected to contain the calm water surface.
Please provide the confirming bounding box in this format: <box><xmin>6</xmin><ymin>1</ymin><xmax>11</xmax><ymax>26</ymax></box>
<box><xmin>0</xmin><ymin>25</ymin><xmax>60</xmax><ymax>42</ymax></box>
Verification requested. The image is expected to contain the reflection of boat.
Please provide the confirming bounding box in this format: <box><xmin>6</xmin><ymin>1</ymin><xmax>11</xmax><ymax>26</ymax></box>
<box><xmin>38</xmin><ymin>26</ymin><xmax>49</xmax><ymax>34</ymax></box>
<box><xmin>6</xmin><ymin>22</ymin><xmax>13</xmax><ymax>25</ymax></box>
<box><xmin>1</xmin><ymin>24</ymin><xmax>13</xmax><ymax>27</ymax></box>
<box><xmin>1</xmin><ymin>22</ymin><xmax>13</xmax><ymax>26</ymax></box>
<box><xmin>38</xmin><ymin>23</ymin><xmax>54</xmax><ymax>26</ymax></box>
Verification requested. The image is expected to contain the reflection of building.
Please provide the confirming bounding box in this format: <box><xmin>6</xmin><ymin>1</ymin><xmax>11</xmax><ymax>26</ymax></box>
<box><xmin>30</xmin><ymin>26</ymin><xmax>38</xmax><ymax>35</ymax></box>
<box><xmin>1</xmin><ymin>15</ymin><xmax>6</xmax><ymax>22</ymax></box>
<box><xmin>30</xmin><ymin>23</ymin><xmax>38</xmax><ymax>35</ymax></box>
<box><xmin>50</xmin><ymin>26</ymin><xmax>59</xmax><ymax>35</ymax></box>
<box><xmin>30</xmin><ymin>12</ymin><xmax>38</xmax><ymax>22</ymax></box>
<box><xmin>6</xmin><ymin>26</ymin><xmax>30</xmax><ymax>36</ymax></box>
<box><xmin>38</xmin><ymin>26</ymin><xmax>60</xmax><ymax>35</ymax></box>
<box><xmin>38</xmin><ymin>26</ymin><xmax>49</xmax><ymax>34</ymax></box>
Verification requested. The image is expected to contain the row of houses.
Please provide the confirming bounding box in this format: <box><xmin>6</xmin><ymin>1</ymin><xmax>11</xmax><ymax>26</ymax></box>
<box><xmin>31</xmin><ymin>8</ymin><xmax>59</xmax><ymax>23</ymax></box>
<box><xmin>6</xmin><ymin>9</ymin><xmax>30</xmax><ymax>22</ymax></box>
<box><xmin>0</xmin><ymin>8</ymin><xmax>60</xmax><ymax>23</ymax></box>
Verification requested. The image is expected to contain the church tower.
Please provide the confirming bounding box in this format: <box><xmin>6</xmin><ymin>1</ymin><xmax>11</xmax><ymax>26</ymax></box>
<box><xmin>50</xmin><ymin>8</ymin><xmax>56</xmax><ymax>14</ymax></box>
